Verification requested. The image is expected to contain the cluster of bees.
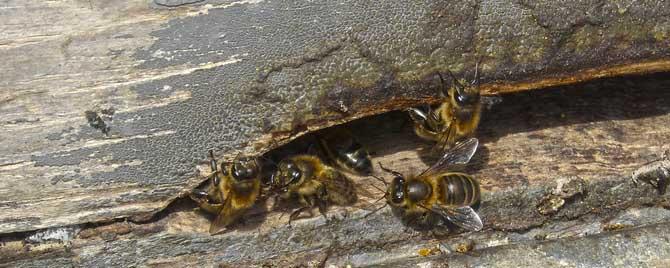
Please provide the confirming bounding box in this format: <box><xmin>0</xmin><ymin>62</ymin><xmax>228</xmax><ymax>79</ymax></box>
<box><xmin>191</xmin><ymin>63</ymin><xmax>670</xmax><ymax>235</ymax></box>
<box><xmin>191</xmin><ymin>66</ymin><xmax>484</xmax><ymax>234</ymax></box>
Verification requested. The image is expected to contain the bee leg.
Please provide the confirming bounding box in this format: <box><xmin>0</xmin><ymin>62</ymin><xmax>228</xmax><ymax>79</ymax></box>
<box><xmin>208</xmin><ymin>150</ymin><xmax>221</xmax><ymax>187</ymax></box>
<box><xmin>402</xmin><ymin>214</ymin><xmax>422</xmax><ymax>232</ymax></box>
<box><xmin>189</xmin><ymin>191</ymin><xmax>223</xmax><ymax>215</ymax></box>
<box><xmin>271</xmin><ymin>192</ymin><xmax>284</xmax><ymax>210</ymax></box>
<box><xmin>407</xmin><ymin>107</ymin><xmax>429</xmax><ymax>126</ymax></box>
<box><xmin>316</xmin><ymin>199</ymin><xmax>329</xmax><ymax>223</ymax></box>
<box><xmin>190</xmin><ymin>190</ymin><xmax>209</xmax><ymax>201</ymax></box>
<box><xmin>198</xmin><ymin>203</ymin><xmax>223</xmax><ymax>215</ymax></box>
<box><xmin>315</xmin><ymin>186</ymin><xmax>331</xmax><ymax>222</ymax></box>
<box><xmin>426</xmin><ymin>107</ymin><xmax>443</xmax><ymax>132</ymax></box>
<box><xmin>288</xmin><ymin>206</ymin><xmax>313</xmax><ymax>227</ymax></box>
<box><xmin>435</xmin><ymin>119</ymin><xmax>456</xmax><ymax>154</ymax></box>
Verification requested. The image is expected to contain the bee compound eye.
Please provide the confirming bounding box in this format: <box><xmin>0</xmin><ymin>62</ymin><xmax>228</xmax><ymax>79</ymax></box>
<box><xmin>391</xmin><ymin>177</ymin><xmax>405</xmax><ymax>204</ymax></box>
<box><xmin>290</xmin><ymin>168</ymin><xmax>302</xmax><ymax>182</ymax></box>
<box><xmin>456</xmin><ymin>93</ymin><xmax>469</xmax><ymax>104</ymax></box>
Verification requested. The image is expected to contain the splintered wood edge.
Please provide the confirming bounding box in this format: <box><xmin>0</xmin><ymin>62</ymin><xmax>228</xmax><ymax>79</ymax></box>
<box><xmin>241</xmin><ymin>58</ymin><xmax>670</xmax><ymax>166</ymax></box>
<box><xmin>484</xmin><ymin>59</ymin><xmax>670</xmax><ymax>94</ymax></box>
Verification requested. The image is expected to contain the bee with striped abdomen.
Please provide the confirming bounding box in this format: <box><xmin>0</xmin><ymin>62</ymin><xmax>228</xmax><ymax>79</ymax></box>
<box><xmin>190</xmin><ymin>150</ymin><xmax>262</xmax><ymax>234</ymax></box>
<box><xmin>408</xmin><ymin>62</ymin><xmax>482</xmax><ymax>151</ymax></box>
<box><xmin>372</xmin><ymin>138</ymin><xmax>483</xmax><ymax>231</ymax></box>
<box><xmin>270</xmin><ymin>154</ymin><xmax>357</xmax><ymax>224</ymax></box>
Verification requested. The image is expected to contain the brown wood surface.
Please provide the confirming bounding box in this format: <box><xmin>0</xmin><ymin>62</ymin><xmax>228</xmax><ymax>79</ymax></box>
<box><xmin>2</xmin><ymin>0</ymin><xmax>670</xmax><ymax>236</ymax></box>
<box><xmin>3</xmin><ymin>0</ymin><xmax>670</xmax><ymax>266</ymax></box>
<box><xmin>2</xmin><ymin>73</ymin><xmax>670</xmax><ymax>267</ymax></box>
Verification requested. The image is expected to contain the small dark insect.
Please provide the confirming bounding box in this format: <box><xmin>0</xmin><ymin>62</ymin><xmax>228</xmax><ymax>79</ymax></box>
<box><xmin>368</xmin><ymin>138</ymin><xmax>483</xmax><ymax>231</ymax></box>
<box><xmin>190</xmin><ymin>150</ymin><xmax>261</xmax><ymax>234</ymax></box>
<box><xmin>632</xmin><ymin>151</ymin><xmax>670</xmax><ymax>195</ymax></box>
<box><xmin>84</xmin><ymin>111</ymin><xmax>110</xmax><ymax>135</ymax></box>
<box><xmin>407</xmin><ymin>61</ymin><xmax>482</xmax><ymax>152</ymax></box>
<box><xmin>270</xmin><ymin>154</ymin><xmax>357</xmax><ymax>225</ymax></box>
<box><xmin>316</xmin><ymin>127</ymin><xmax>373</xmax><ymax>176</ymax></box>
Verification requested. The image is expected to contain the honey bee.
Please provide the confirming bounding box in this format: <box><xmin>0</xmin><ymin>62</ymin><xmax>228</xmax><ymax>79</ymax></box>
<box><xmin>190</xmin><ymin>150</ymin><xmax>261</xmax><ymax>234</ymax></box>
<box><xmin>316</xmin><ymin>128</ymin><xmax>373</xmax><ymax>176</ymax></box>
<box><xmin>407</xmin><ymin>63</ymin><xmax>482</xmax><ymax>150</ymax></box>
<box><xmin>372</xmin><ymin>138</ymin><xmax>483</xmax><ymax>231</ymax></box>
<box><xmin>270</xmin><ymin>154</ymin><xmax>357</xmax><ymax>224</ymax></box>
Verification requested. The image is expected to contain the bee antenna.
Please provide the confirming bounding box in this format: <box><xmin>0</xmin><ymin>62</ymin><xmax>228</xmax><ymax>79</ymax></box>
<box><xmin>207</xmin><ymin>149</ymin><xmax>221</xmax><ymax>190</ymax></box>
<box><xmin>208</xmin><ymin>150</ymin><xmax>218</xmax><ymax>170</ymax></box>
<box><xmin>371</xmin><ymin>175</ymin><xmax>388</xmax><ymax>187</ymax></box>
<box><xmin>473</xmin><ymin>56</ymin><xmax>482</xmax><ymax>86</ymax></box>
<box><xmin>436</xmin><ymin>72</ymin><xmax>448</xmax><ymax>98</ymax></box>
<box><xmin>445</xmin><ymin>69</ymin><xmax>465</xmax><ymax>94</ymax></box>
<box><xmin>378</xmin><ymin>162</ymin><xmax>403</xmax><ymax>178</ymax></box>
<box><xmin>369</xmin><ymin>183</ymin><xmax>386</xmax><ymax>194</ymax></box>
<box><xmin>363</xmin><ymin>202</ymin><xmax>388</xmax><ymax>219</ymax></box>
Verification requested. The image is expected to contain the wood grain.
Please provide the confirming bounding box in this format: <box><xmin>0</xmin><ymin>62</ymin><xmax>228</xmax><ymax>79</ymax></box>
<box><xmin>5</xmin><ymin>73</ymin><xmax>668</xmax><ymax>266</ymax></box>
<box><xmin>2</xmin><ymin>0</ymin><xmax>670</xmax><ymax>243</ymax></box>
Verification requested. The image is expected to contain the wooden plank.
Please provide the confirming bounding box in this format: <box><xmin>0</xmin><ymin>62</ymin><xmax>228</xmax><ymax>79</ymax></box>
<box><xmin>2</xmin><ymin>0</ymin><xmax>670</xmax><ymax>236</ymax></box>
<box><xmin>1</xmin><ymin>73</ymin><xmax>670</xmax><ymax>266</ymax></box>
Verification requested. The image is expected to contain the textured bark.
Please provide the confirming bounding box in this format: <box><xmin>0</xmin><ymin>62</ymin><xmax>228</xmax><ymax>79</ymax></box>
<box><xmin>2</xmin><ymin>0</ymin><xmax>670</xmax><ymax>266</ymax></box>
<box><xmin>3</xmin><ymin>73</ymin><xmax>670</xmax><ymax>267</ymax></box>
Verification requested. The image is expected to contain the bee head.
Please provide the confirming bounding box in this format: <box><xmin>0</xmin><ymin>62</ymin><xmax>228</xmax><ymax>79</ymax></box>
<box><xmin>388</xmin><ymin>176</ymin><xmax>406</xmax><ymax>206</ymax></box>
<box><xmin>230</xmin><ymin>156</ymin><xmax>260</xmax><ymax>181</ymax></box>
<box><xmin>440</xmin><ymin>67</ymin><xmax>481</xmax><ymax>119</ymax></box>
<box><xmin>448</xmin><ymin>84</ymin><xmax>480</xmax><ymax>122</ymax></box>
<box><xmin>451</xmin><ymin>85</ymin><xmax>480</xmax><ymax>106</ymax></box>
<box><xmin>271</xmin><ymin>160</ymin><xmax>303</xmax><ymax>191</ymax></box>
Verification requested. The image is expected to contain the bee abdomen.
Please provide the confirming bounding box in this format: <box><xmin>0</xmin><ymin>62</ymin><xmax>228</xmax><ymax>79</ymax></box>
<box><xmin>440</xmin><ymin>173</ymin><xmax>480</xmax><ymax>207</ymax></box>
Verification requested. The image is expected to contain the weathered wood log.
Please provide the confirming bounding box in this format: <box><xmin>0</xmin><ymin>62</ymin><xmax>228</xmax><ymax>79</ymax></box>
<box><xmin>2</xmin><ymin>0</ymin><xmax>670</xmax><ymax>266</ymax></box>
<box><xmin>2</xmin><ymin>0</ymin><xmax>670</xmax><ymax>235</ymax></box>
<box><xmin>3</xmin><ymin>73</ymin><xmax>670</xmax><ymax>267</ymax></box>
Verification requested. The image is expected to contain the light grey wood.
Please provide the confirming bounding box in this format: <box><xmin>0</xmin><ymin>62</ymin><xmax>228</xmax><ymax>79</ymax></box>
<box><xmin>3</xmin><ymin>74</ymin><xmax>670</xmax><ymax>267</ymax></box>
<box><xmin>2</xmin><ymin>1</ymin><xmax>670</xmax><ymax>266</ymax></box>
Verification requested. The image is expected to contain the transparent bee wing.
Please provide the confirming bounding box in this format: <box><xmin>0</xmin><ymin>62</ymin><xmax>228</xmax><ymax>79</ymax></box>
<box><xmin>320</xmin><ymin>169</ymin><xmax>357</xmax><ymax>206</ymax></box>
<box><xmin>209</xmin><ymin>198</ymin><xmax>245</xmax><ymax>235</ymax></box>
<box><xmin>421</xmin><ymin>137</ymin><xmax>479</xmax><ymax>176</ymax></box>
<box><xmin>431</xmin><ymin>204</ymin><xmax>483</xmax><ymax>232</ymax></box>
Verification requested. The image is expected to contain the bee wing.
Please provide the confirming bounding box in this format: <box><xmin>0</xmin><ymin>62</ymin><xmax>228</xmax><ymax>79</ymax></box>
<box><xmin>209</xmin><ymin>198</ymin><xmax>245</xmax><ymax>235</ymax></box>
<box><xmin>431</xmin><ymin>204</ymin><xmax>483</xmax><ymax>231</ymax></box>
<box><xmin>421</xmin><ymin>137</ymin><xmax>479</xmax><ymax>176</ymax></box>
<box><xmin>320</xmin><ymin>169</ymin><xmax>358</xmax><ymax>205</ymax></box>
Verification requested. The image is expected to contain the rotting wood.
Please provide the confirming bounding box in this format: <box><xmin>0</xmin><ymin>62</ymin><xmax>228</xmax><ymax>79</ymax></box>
<box><xmin>2</xmin><ymin>73</ymin><xmax>670</xmax><ymax>267</ymax></box>
<box><xmin>2</xmin><ymin>0</ymin><xmax>670</xmax><ymax>244</ymax></box>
